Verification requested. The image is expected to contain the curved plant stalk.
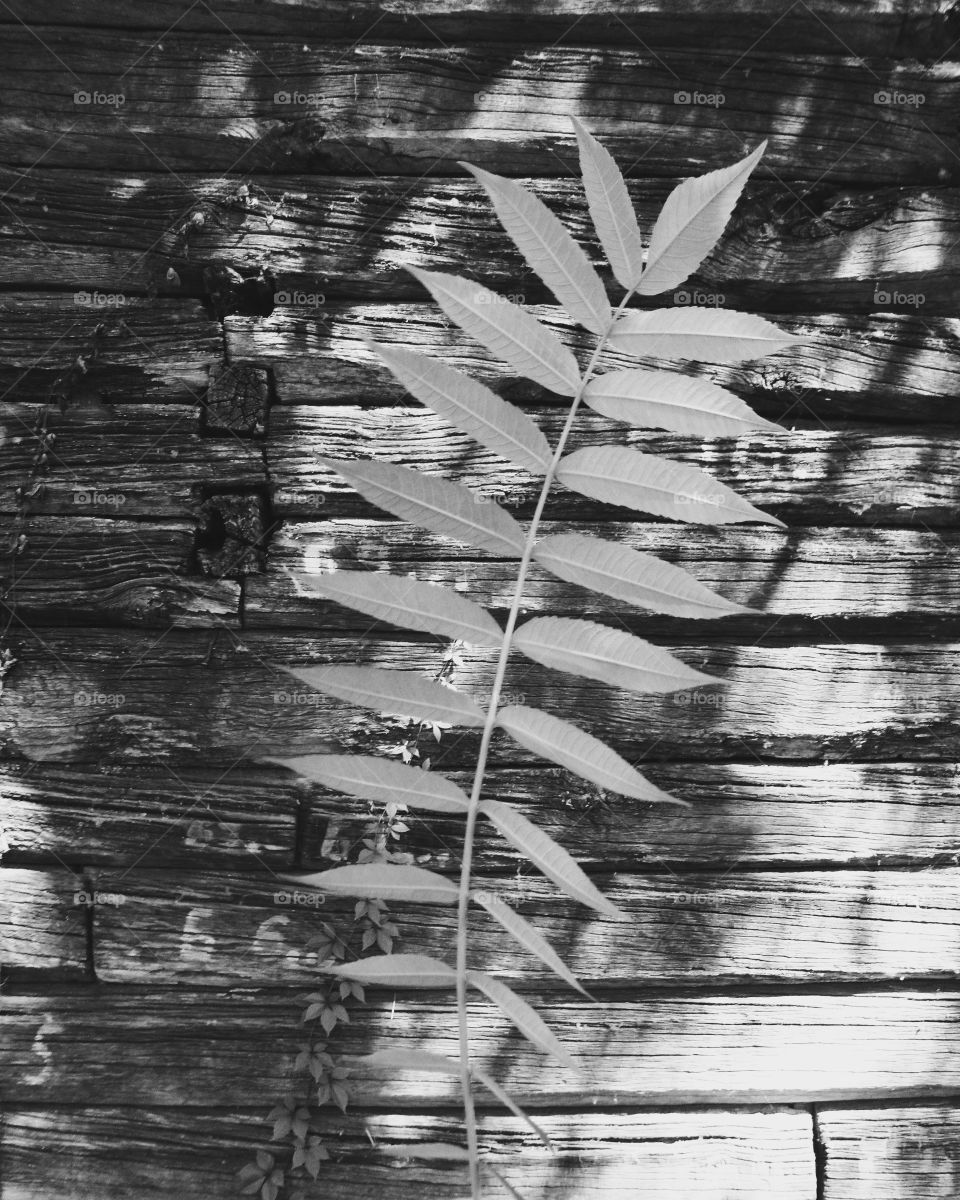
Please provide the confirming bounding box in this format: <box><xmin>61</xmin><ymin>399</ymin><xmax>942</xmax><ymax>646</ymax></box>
<box><xmin>453</xmin><ymin>287</ymin><xmax>637</xmax><ymax>1193</ymax></box>
<box><xmin>265</xmin><ymin>119</ymin><xmax>806</xmax><ymax>1200</ymax></box>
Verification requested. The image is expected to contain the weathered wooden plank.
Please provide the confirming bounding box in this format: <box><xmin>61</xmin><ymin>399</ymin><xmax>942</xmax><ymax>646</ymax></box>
<box><xmin>818</xmin><ymin>1102</ymin><xmax>960</xmax><ymax>1199</ymax></box>
<box><xmin>3</xmin><ymin>170</ymin><xmax>957</xmax><ymax>315</ymax></box>
<box><xmin>0</xmin><ymin>295</ymin><xmax>221</xmax><ymax>406</ymax></box>
<box><xmin>247</xmin><ymin>520</ymin><xmax>960</xmax><ymax>637</ymax></box>
<box><xmin>89</xmin><ymin>865</ymin><xmax>960</xmax><ymax>987</ymax></box>
<box><xmin>0</xmin><ymin>404</ymin><xmax>263</xmax><ymax>517</ymax></box>
<box><xmin>0</xmin><ymin>762</ymin><xmax>298</xmax><ymax>869</ymax></box>
<box><xmin>0</xmin><ymin>36</ymin><xmax>954</xmax><ymax>182</ymax></box>
<box><xmin>3</xmin><ymin>987</ymin><xmax>959</xmax><ymax>1106</ymax></box>
<box><xmin>227</xmin><ymin>307</ymin><xmax>960</xmax><ymax>424</ymax></box>
<box><xmin>0</xmin><ymin>1107</ymin><xmax>816</xmax><ymax>1200</ymax></box>
<box><xmin>303</xmin><ymin>761</ymin><xmax>960</xmax><ymax>873</ymax></box>
<box><xmin>267</xmin><ymin>407</ymin><xmax>960</xmax><ymax>527</ymax></box>
<box><xmin>0</xmin><ymin>630</ymin><xmax>957</xmax><ymax>765</ymax></box>
<box><xmin>0</xmin><ymin>868</ymin><xmax>87</xmax><ymax>981</ymax></box>
<box><xmin>0</xmin><ymin>517</ymin><xmax>240</xmax><ymax>627</ymax></box>
<box><xmin>0</xmin><ymin>0</ymin><xmax>949</xmax><ymax>56</ymax></box>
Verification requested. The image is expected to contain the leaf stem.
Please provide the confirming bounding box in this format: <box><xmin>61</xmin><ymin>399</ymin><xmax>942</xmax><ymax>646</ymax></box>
<box><xmin>454</xmin><ymin>290</ymin><xmax>636</xmax><ymax>1198</ymax></box>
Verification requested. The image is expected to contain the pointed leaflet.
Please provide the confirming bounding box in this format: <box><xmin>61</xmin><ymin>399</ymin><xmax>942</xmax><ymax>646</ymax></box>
<box><xmin>360</xmin><ymin>1048</ymin><xmax>555</xmax><ymax>1150</ymax></box>
<box><xmin>584</xmin><ymin>368</ymin><xmax>781</xmax><ymax>437</ymax></box>
<box><xmin>320</xmin><ymin>457</ymin><xmax>524</xmax><ymax>556</ymax></box>
<box><xmin>533</xmin><ymin>532</ymin><xmax>749</xmax><ymax>618</ymax></box>
<box><xmin>572</xmin><ymin>116</ymin><xmax>645</xmax><ymax>290</ymax></box>
<box><xmin>278</xmin><ymin>664</ymin><xmax>486</xmax><ymax>727</ymax></box>
<box><xmin>480</xmin><ymin>797</ymin><xmax>628</xmax><ymax>921</ymax></box>
<box><xmin>325</xmin><ymin>953</ymin><xmax>455</xmax><ymax>988</ymax></box>
<box><xmin>282</xmin><ymin>864</ymin><xmax>458</xmax><ymax>904</ymax></box>
<box><xmin>472</xmin><ymin>890</ymin><xmax>590</xmax><ymax>997</ymax></box>
<box><xmin>467</xmin><ymin>970</ymin><xmax>579</xmax><ymax>1070</ymax></box>
<box><xmin>514</xmin><ymin>615</ymin><xmax>715</xmax><ymax>695</ymax></box>
<box><xmin>608</xmin><ymin>308</ymin><xmax>805</xmax><ymax>363</ymax></box>
<box><xmin>461</xmin><ymin>163</ymin><xmax>610</xmax><ymax>335</ymax></box>
<box><xmin>407</xmin><ymin>267</ymin><xmax>580</xmax><ymax>396</ymax></box>
<box><xmin>497</xmin><ymin>704</ymin><xmax>688</xmax><ymax>806</ymax></box>
<box><xmin>369</xmin><ymin>341</ymin><xmax>552</xmax><ymax>474</ymax></box>
<box><xmin>637</xmin><ymin>141</ymin><xmax>765</xmax><ymax>296</ymax></box>
<box><xmin>288</xmin><ymin>569</ymin><xmax>503</xmax><ymax>647</ymax></box>
<box><xmin>378</xmin><ymin>1144</ymin><xmax>470</xmax><ymax>1162</ymax></box>
<box><xmin>557</xmin><ymin>445</ymin><xmax>785</xmax><ymax>526</ymax></box>
<box><xmin>264</xmin><ymin>754</ymin><xmax>471</xmax><ymax>814</ymax></box>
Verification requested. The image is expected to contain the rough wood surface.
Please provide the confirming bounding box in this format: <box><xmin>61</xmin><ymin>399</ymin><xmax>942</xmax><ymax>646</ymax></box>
<box><xmin>0</xmin><ymin>762</ymin><xmax>298</xmax><ymax>869</ymax></box>
<box><xmin>0</xmin><ymin>405</ymin><xmax>263</xmax><ymax>517</ymax></box>
<box><xmin>0</xmin><ymin>0</ymin><xmax>950</xmax><ymax>56</ymax></box>
<box><xmin>0</xmin><ymin>868</ymin><xmax>88</xmax><ymax>981</ymax></box>
<box><xmin>0</xmin><ymin>35</ymin><xmax>954</xmax><ymax>182</ymax></box>
<box><xmin>3</xmin><ymin>987</ymin><xmax>960</xmax><ymax>1106</ymax></box>
<box><xmin>0</xmin><ymin>295</ymin><xmax>221</xmax><ymax>405</ymax></box>
<box><xmin>1</xmin><ymin>631</ymin><xmax>958</xmax><ymax>765</ymax></box>
<box><xmin>3</xmin><ymin>170</ymin><xmax>957</xmax><ymax>315</ymax></box>
<box><xmin>247</xmin><ymin>519</ymin><xmax>960</xmax><ymax>636</ymax></box>
<box><xmin>1</xmin><ymin>517</ymin><xmax>240</xmax><ymax>627</ymax></box>
<box><xmin>0</xmin><ymin>1107</ymin><xmax>816</xmax><ymax>1200</ymax></box>
<box><xmin>818</xmin><ymin>1102</ymin><xmax>960</xmax><ymax>1199</ymax></box>
<box><xmin>228</xmin><ymin>307</ymin><xmax>960</xmax><ymax>424</ymax></box>
<box><xmin>86</xmin><ymin>865</ymin><xmax>960</xmax><ymax>987</ymax></box>
<box><xmin>267</xmin><ymin>408</ymin><xmax>960</xmax><ymax>527</ymax></box>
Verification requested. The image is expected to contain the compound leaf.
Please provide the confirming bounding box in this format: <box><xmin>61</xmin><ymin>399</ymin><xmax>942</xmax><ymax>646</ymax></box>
<box><xmin>407</xmin><ymin>267</ymin><xmax>581</xmax><ymax>396</ymax></box>
<box><xmin>370</xmin><ymin>341</ymin><xmax>552</xmax><ymax>474</ymax></box>
<box><xmin>496</xmin><ymin>704</ymin><xmax>686</xmax><ymax>806</ymax></box>
<box><xmin>479</xmin><ymin>798</ymin><xmax>627</xmax><ymax>921</ymax></box>
<box><xmin>278</xmin><ymin>664</ymin><xmax>486</xmax><ymax>727</ymax></box>
<box><xmin>584</xmin><ymin>368</ymin><xmax>780</xmax><ymax>436</ymax></box>
<box><xmin>557</xmin><ymin>445</ymin><xmax>785</xmax><ymax>526</ymax></box>
<box><xmin>637</xmin><ymin>142</ymin><xmax>765</xmax><ymax>296</ymax></box>
<box><xmin>462</xmin><ymin>163</ymin><xmax>610</xmax><ymax>335</ymax></box>
<box><xmin>264</xmin><ymin>754</ymin><xmax>471</xmax><ymax>814</ymax></box>
<box><xmin>320</xmin><ymin>457</ymin><xmax>525</xmax><ymax>556</ymax></box>
<box><xmin>514</xmin><ymin>615</ymin><xmax>715</xmax><ymax>695</ymax></box>
<box><xmin>571</xmin><ymin>116</ymin><xmax>645</xmax><ymax>291</ymax></box>
<box><xmin>288</xmin><ymin>568</ymin><xmax>503</xmax><ymax>647</ymax></box>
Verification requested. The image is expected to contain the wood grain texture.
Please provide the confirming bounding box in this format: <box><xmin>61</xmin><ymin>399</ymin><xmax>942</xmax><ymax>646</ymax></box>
<box><xmin>0</xmin><ymin>630</ymin><xmax>958</xmax><ymax>766</ymax></box>
<box><xmin>0</xmin><ymin>404</ymin><xmax>263</xmax><ymax>517</ymax></box>
<box><xmin>0</xmin><ymin>0</ymin><xmax>950</xmax><ymax>56</ymax></box>
<box><xmin>3</xmin><ymin>170</ymin><xmax>957</xmax><ymax>315</ymax></box>
<box><xmin>267</xmin><ymin>407</ymin><xmax>960</xmax><ymax>527</ymax></box>
<box><xmin>0</xmin><ymin>35</ymin><xmax>954</xmax><ymax>181</ymax></box>
<box><xmin>228</xmin><ymin>307</ymin><xmax>960</xmax><ymax>424</ymax></box>
<box><xmin>0</xmin><ymin>1107</ymin><xmax>816</xmax><ymax>1200</ymax></box>
<box><xmin>247</xmin><ymin>519</ymin><xmax>960</xmax><ymax>636</ymax></box>
<box><xmin>0</xmin><ymin>868</ymin><xmax>88</xmax><ymax>981</ymax></box>
<box><xmin>0</xmin><ymin>762</ymin><xmax>299</xmax><ymax>868</ymax></box>
<box><xmin>0</xmin><ymin>295</ymin><xmax>221</xmax><ymax>405</ymax></box>
<box><xmin>1</xmin><ymin>517</ymin><xmax>240</xmax><ymax>627</ymax></box>
<box><xmin>818</xmin><ymin>1103</ymin><xmax>960</xmax><ymax>1199</ymax></box>
<box><xmin>3</xmin><ymin>987</ymin><xmax>960</xmax><ymax>1106</ymax></box>
<box><xmin>88</xmin><ymin>865</ymin><xmax>960</xmax><ymax>987</ymax></box>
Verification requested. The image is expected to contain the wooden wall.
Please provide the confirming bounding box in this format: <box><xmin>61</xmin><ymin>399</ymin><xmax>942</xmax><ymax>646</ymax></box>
<box><xmin>2</xmin><ymin>2</ymin><xmax>960</xmax><ymax>1196</ymax></box>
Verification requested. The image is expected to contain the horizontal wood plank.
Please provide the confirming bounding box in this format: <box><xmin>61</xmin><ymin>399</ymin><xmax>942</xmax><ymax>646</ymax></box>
<box><xmin>0</xmin><ymin>868</ymin><xmax>88</xmax><ymax>981</ymax></box>
<box><xmin>3</xmin><ymin>171</ymin><xmax>956</xmax><ymax>315</ymax></box>
<box><xmin>88</xmin><ymin>865</ymin><xmax>960</xmax><ymax>987</ymax></box>
<box><xmin>0</xmin><ymin>36</ymin><xmax>954</xmax><ymax>181</ymax></box>
<box><xmin>267</xmin><ymin>407</ymin><xmax>960</xmax><ymax>527</ymax></box>
<box><xmin>1</xmin><ymin>517</ymin><xmax>240</xmax><ymax>627</ymax></box>
<box><xmin>0</xmin><ymin>630</ymin><xmax>958</xmax><ymax>765</ymax></box>
<box><xmin>0</xmin><ymin>1107</ymin><xmax>816</xmax><ymax>1200</ymax></box>
<box><xmin>228</xmin><ymin>307</ymin><xmax>960</xmax><ymax>424</ymax></box>
<box><xmin>3</xmin><ymin>987</ymin><xmax>960</xmax><ymax>1106</ymax></box>
<box><xmin>247</xmin><ymin>520</ymin><xmax>960</xmax><ymax>637</ymax></box>
<box><xmin>0</xmin><ymin>404</ymin><xmax>263</xmax><ymax>517</ymax></box>
<box><xmin>818</xmin><ymin>1102</ymin><xmax>960</xmax><ymax>1199</ymax></box>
